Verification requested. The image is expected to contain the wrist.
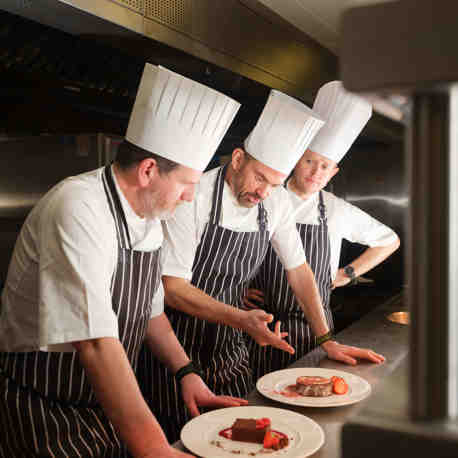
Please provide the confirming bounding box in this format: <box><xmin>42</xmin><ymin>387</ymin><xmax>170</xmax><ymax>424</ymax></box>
<box><xmin>316</xmin><ymin>330</ymin><xmax>333</xmax><ymax>346</ymax></box>
<box><xmin>343</xmin><ymin>264</ymin><xmax>357</xmax><ymax>285</ymax></box>
<box><xmin>175</xmin><ymin>361</ymin><xmax>203</xmax><ymax>384</ymax></box>
<box><xmin>233</xmin><ymin>308</ymin><xmax>248</xmax><ymax>329</ymax></box>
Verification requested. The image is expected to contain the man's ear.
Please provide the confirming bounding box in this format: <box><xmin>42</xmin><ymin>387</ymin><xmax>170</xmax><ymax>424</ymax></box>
<box><xmin>231</xmin><ymin>148</ymin><xmax>245</xmax><ymax>172</ymax></box>
<box><xmin>137</xmin><ymin>158</ymin><xmax>158</xmax><ymax>187</ymax></box>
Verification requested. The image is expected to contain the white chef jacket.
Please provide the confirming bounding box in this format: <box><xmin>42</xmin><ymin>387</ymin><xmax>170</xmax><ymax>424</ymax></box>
<box><xmin>162</xmin><ymin>166</ymin><xmax>306</xmax><ymax>280</ymax></box>
<box><xmin>286</xmin><ymin>184</ymin><xmax>399</xmax><ymax>279</ymax></box>
<box><xmin>0</xmin><ymin>166</ymin><xmax>164</xmax><ymax>353</ymax></box>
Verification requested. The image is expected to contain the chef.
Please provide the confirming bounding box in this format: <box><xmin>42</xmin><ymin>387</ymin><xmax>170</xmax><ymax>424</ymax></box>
<box><xmin>246</xmin><ymin>81</ymin><xmax>398</xmax><ymax>379</ymax></box>
<box><xmin>142</xmin><ymin>89</ymin><xmax>385</xmax><ymax>442</ymax></box>
<box><xmin>0</xmin><ymin>64</ymin><xmax>246</xmax><ymax>458</ymax></box>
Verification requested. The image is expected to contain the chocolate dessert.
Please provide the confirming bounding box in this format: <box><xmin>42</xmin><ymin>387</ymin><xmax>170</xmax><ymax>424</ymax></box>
<box><xmin>231</xmin><ymin>418</ymin><xmax>270</xmax><ymax>444</ymax></box>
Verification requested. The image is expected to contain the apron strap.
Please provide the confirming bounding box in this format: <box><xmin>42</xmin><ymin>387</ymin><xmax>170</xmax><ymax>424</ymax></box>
<box><xmin>102</xmin><ymin>164</ymin><xmax>132</xmax><ymax>249</ymax></box>
<box><xmin>318</xmin><ymin>190</ymin><xmax>328</xmax><ymax>226</ymax></box>
<box><xmin>210</xmin><ymin>164</ymin><xmax>269</xmax><ymax>232</ymax></box>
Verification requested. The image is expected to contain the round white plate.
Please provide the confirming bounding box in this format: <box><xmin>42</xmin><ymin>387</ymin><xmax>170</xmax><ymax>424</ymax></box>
<box><xmin>256</xmin><ymin>367</ymin><xmax>371</xmax><ymax>407</ymax></box>
<box><xmin>180</xmin><ymin>405</ymin><xmax>324</xmax><ymax>457</ymax></box>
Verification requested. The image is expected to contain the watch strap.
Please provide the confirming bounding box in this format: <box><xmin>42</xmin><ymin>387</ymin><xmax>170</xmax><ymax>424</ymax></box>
<box><xmin>316</xmin><ymin>330</ymin><xmax>333</xmax><ymax>346</ymax></box>
<box><xmin>175</xmin><ymin>361</ymin><xmax>202</xmax><ymax>383</ymax></box>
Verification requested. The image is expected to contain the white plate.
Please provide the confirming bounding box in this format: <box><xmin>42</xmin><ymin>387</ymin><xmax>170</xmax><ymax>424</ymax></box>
<box><xmin>257</xmin><ymin>367</ymin><xmax>371</xmax><ymax>407</ymax></box>
<box><xmin>180</xmin><ymin>405</ymin><xmax>324</xmax><ymax>457</ymax></box>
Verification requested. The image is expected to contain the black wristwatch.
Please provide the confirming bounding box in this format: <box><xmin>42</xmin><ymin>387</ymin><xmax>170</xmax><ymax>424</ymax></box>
<box><xmin>175</xmin><ymin>361</ymin><xmax>203</xmax><ymax>383</ymax></box>
<box><xmin>343</xmin><ymin>265</ymin><xmax>357</xmax><ymax>285</ymax></box>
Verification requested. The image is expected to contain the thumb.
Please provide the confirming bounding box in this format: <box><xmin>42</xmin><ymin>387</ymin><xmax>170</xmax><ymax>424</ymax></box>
<box><xmin>186</xmin><ymin>397</ymin><xmax>200</xmax><ymax>417</ymax></box>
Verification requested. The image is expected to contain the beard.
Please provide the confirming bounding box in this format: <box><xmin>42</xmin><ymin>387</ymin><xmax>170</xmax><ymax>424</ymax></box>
<box><xmin>232</xmin><ymin>170</ymin><xmax>261</xmax><ymax>208</ymax></box>
<box><xmin>140</xmin><ymin>187</ymin><xmax>177</xmax><ymax>220</ymax></box>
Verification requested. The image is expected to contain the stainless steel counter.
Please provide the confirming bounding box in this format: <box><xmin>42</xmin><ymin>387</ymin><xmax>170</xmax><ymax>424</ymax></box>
<box><xmin>173</xmin><ymin>292</ymin><xmax>408</xmax><ymax>457</ymax></box>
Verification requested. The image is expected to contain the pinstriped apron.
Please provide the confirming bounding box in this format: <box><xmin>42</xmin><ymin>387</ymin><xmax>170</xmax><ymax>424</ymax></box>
<box><xmin>0</xmin><ymin>165</ymin><xmax>162</xmax><ymax>458</ymax></box>
<box><xmin>248</xmin><ymin>190</ymin><xmax>334</xmax><ymax>379</ymax></box>
<box><xmin>138</xmin><ymin>164</ymin><xmax>270</xmax><ymax>443</ymax></box>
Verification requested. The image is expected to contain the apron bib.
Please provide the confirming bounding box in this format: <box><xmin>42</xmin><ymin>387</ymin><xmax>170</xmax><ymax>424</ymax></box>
<box><xmin>0</xmin><ymin>166</ymin><xmax>162</xmax><ymax>458</ymax></box>
<box><xmin>249</xmin><ymin>191</ymin><xmax>334</xmax><ymax>379</ymax></box>
<box><xmin>138</xmin><ymin>164</ymin><xmax>270</xmax><ymax>443</ymax></box>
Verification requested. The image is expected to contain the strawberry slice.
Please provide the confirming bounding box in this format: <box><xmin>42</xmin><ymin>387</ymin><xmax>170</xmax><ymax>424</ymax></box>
<box><xmin>332</xmin><ymin>377</ymin><xmax>348</xmax><ymax>395</ymax></box>
<box><xmin>263</xmin><ymin>431</ymin><xmax>280</xmax><ymax>449</ymax></box>
<box><xmin>255</xmin><ymin>417</ymin><xmax>271</xmax><ymax>428</ymax></box>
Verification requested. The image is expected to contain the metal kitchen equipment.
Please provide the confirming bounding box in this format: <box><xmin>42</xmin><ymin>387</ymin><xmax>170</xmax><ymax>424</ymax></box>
<box><xmin>340</xmin><ymin>0</ymin><xmax>458</xmax><ymax>456</ymax></box>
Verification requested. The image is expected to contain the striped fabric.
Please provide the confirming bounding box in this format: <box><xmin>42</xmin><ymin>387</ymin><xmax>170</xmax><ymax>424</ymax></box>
<box><xmin>138</xmin><ymin>164</ymin><xmax>270</xmax><ymax>443</ymax></box>
<box><xmin>0</xmin><ymin>165</ymin><xmax>162</xmax><ymax>457</ymax></box>
<box><xmin>248</xmin><ymin>191</ymin><xmax>334</xmax><ymax>379</ymax></box>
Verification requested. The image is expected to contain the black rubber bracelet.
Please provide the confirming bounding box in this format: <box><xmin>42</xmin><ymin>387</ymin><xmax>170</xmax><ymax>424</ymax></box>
<box><xmin>316</xmin><ymin>331</ymin><xmax>333</xmax><ymax>346</ymax></box>
<box><xmin>175</xmin><ymin>361</ymin><xmax>202</xmax><ymax>383</ymax></box>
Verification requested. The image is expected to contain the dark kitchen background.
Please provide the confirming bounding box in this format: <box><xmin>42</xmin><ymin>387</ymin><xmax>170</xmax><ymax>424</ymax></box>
<box><xmin>0</xmin><ymin>1</ymin><xmax>406</xmax><ymax>331</ymax></box>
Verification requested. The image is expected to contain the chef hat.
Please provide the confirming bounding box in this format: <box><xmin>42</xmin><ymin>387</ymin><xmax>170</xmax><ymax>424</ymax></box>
<box><xmin>126</xmin><ymin>64</ymin><xmax>240</xmax><ymax>171</ymax></box>
<box><xmin>243</xmin><ymin>90</ymin><xmax>325</xmax><ymax>176</ymax></box>
<box><xmin>308</xmin><ymin>81</ymin><xmax>372</xmax><ymax>163</ymax></box>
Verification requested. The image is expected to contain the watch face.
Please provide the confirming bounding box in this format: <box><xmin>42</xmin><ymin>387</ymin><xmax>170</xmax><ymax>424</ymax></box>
<box><xmin>344</xmin><ymin>266</ymin><xmax>355</xmax><ymax>278</ymax></box>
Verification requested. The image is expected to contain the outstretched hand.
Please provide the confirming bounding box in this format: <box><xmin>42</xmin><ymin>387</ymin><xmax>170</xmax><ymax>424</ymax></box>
<box><xmin>180</xmin><ymin>373</ymin><xmax>248</xmax><ymax>417</ymax></box>
<box><xmin>321</xmin><ymin>340</ymin><xmax>385</xmax><ymax>365</ymax></box>
<box><xmin>243</xmin><ymin>309</ymin><xmax>294</xmax><ymax>355</ymax></box>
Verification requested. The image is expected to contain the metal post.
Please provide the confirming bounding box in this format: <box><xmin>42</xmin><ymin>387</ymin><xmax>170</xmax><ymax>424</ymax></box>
<box><xmin>408</xmin><ymin>89</ymin><xmax>458</xmax><ymax>420</ymax></box>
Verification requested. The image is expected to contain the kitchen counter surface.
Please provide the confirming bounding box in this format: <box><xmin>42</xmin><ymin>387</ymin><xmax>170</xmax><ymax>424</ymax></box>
<box><xmin>173</xmin><ymin>292</ymin><xmax>408</xmax><ymax>457</ymax></box>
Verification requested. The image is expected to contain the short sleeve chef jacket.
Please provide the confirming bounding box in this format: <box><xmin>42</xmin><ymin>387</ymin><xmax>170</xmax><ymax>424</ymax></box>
<box><xmin>287</xmin><ymin>185</ymin><xmax>399</xmax><ymax>279</ymax></box>
<box><xmin>162</xmin><ymin>166</ymin><xmax>306</xmax><ymax>280</ymax></box>
<box><xmin>0</xmin><ymin>166</ymin><xmax>164</xmax><ymax>353</ymax></box>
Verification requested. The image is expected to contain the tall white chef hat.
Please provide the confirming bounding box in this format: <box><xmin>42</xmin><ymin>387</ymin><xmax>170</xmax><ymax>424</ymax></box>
<box><xmin>243</xmin><ymin>90</ymin><xmax>325</xmax><ymax>176</ymax></box>
<box><xmin>126</xmin><ymin>64</ymin><xmax>241</xmax><ymax>172</ymax></box>
<box><xmin>308</xmin><ymin>81</ymin><xmax>372</xmax><ymax>163</ymax></box>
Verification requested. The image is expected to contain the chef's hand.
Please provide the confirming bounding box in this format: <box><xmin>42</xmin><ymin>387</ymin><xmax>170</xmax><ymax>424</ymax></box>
<box><xmin>244</xmin><ymin>310</ymin><xmax>295</xmax><ymax>354</ymax></box>
<box><xmin>242</xmin><ymin>288</ymin><xmax>265</xmax><ymax>309</ymax></box>
<box><xmin>321</xmin><ymin>340</ymin><xmax>385</xmax><ymax>365</ymax></box>
<box><xmin>180</xmin><ymin>373</ymin><xmax>248</xmax><ymax>417</ymax></box>
<box><xmin>331</xmin><ymin>268</ymin><xmax>351</xmax><ymax>289</ymax></box>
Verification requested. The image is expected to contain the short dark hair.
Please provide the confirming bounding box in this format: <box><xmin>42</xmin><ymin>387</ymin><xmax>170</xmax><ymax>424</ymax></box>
<box><xmin>115</xmin><ymin>140</ymin><xmax>180</xmax><ymax>176</ymax></box>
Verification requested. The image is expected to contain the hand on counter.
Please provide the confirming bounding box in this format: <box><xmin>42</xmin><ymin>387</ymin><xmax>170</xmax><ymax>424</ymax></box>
<box><xmin>180</xmin><ymin>372</ymin><xmax>248</xmax><ymax>417</ymax></box>
<box><xmin>321</xmin><ymin>340</ymin><xmax>385</xmax><ymax>365</ymax></box>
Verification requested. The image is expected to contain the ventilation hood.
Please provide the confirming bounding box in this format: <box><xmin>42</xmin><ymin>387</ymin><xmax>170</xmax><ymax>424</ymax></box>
<box><xmin>0</xmin><ymin>0</ymin><xmax>403</xmax><ymax>142</ymax></box>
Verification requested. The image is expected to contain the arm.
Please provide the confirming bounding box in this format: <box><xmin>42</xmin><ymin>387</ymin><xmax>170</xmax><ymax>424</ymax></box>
<box><xmin>143</xmin><ymin>313</ymin><xmax>247</xmax><ymax>416</ymax></box>
<box><xmin>286</xmin><ymin>263</ymin><xmax>330</xmax><ymax>338</ymax></box>
<box><xmin>73</xmin><ymin>338</ymin><xmax>189</xmax><ymax>458</ymax></box>
<box><xmin>333</xmin><ymin>238</ymin><xmax>400</xmax><ymax>288</ymax></box>
<box><xmin>163</xmin><ymin>276</ymin><xmax>293</xmax><ymax>354</ymax></box>
<box><xmin>286</xmin><ymin>262</ymin><xmax>385</xmax><ymax>365</ymax></box>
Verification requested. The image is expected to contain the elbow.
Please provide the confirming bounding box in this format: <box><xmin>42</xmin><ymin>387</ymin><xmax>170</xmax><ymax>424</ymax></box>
<box><xmin>393</xmin><ymin>236</ymin><xmax>401</xmax><ymax>252</ymax></box>
<box><xmin>162</xmin><ymin>275</ymin><xmax>186</xmax><ymax>307</ymax></box>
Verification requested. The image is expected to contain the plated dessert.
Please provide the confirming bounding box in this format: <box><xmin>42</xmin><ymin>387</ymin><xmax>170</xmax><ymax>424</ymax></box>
<box><xmin>277</xmin><ymin>374</ymin><xmax>349</xmax><ymax>398</ymax></box>
<box><xmin>218</xmin><ymin>417</ymin><xmax>289</xmax><ymax>451</ymax></box>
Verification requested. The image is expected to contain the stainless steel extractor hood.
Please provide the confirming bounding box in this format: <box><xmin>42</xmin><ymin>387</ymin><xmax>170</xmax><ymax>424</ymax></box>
<box><xmin>0</xmin><ymin>0</ymin><xmax>337</xmax><ymax>101</ymax></box>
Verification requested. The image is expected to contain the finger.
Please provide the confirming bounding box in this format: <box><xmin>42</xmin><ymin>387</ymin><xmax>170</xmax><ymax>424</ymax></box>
<box><xmin>206</xmin><ymin>396</ymin><xmax>248</xmax><ymax>408</ymax></box>
<box><xmin>274</xmin><ymin>321</ymin><xmax>281</xmax><ymax>335</ymax></box>
<box><xmin>217</xmin><ymin>395</ymin><xmax>248</xmax><ymax>405</ymax></box>
<box><xmin>334</xmin><ymin>352</ymin><xmax>357</xmax><ymax>366</ymax></box>
<box><xmin>186</xmin><ymin>398</ymin><xmax>200</xmax><ymax>417</ymax></box>
<box><xmin>270</xmin><ymin>335</ymin><xmax>295</xmax><ymax>354</ymax></box>
<box><xmin>346</xmin><ymin>347</ymin><xmax>386</xmax><ymax>363</ymax></box>
<box><xmin>243</xmin><ymin>298</ymin><xmax>260</xmax><ymax>309</ymax></box>
<box><xmin>365</xmin><ymin>350</ymin><xmax>385</xmax><ymax>363</ymax></box>
<box><xmin>280</xmin><ymin>332</ymin><xmax>288</xmax><ymax>338</ymax></box>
